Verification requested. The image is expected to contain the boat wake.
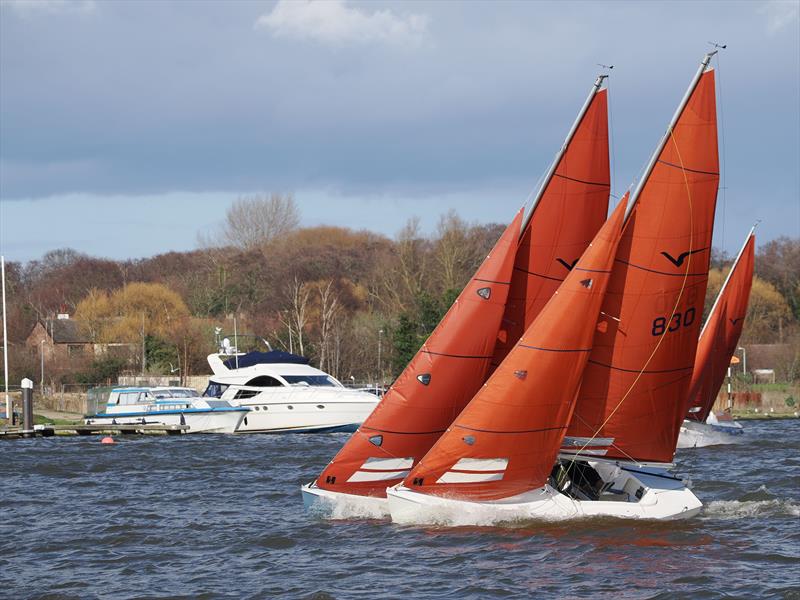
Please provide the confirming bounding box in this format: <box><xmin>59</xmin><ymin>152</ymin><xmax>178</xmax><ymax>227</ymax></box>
<box><xmin>305</xmin><ymin>494</ymin><xmax>389</xmax><ymax>521</ymax></box>
<box><xmin>703</xmin><ymin>486</ymin><xmax>800</xmax><ymax>519</ymax></box>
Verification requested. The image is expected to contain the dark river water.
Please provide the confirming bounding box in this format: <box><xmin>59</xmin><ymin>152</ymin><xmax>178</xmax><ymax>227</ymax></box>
<box><xmin>2</xmin><ymin>419</ymin><xmax>798</xmax><ymax>599</ymax></box>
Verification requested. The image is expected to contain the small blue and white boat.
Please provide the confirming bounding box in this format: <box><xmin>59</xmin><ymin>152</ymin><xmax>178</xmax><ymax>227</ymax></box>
<box><xmin>85</xmin><ymin>387</ymin><xmax>248</xmax><ymax>434</ymax></box>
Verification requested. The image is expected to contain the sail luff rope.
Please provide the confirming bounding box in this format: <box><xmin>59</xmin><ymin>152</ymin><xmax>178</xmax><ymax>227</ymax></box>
<box><xmin>567</xmin><ymin>125</ymin><xmax>696</xmax><ymax>465</ymax></box>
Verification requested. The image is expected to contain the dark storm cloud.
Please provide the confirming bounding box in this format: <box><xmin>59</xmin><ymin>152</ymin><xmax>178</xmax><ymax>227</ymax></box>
<box><xmin>0</xmin><ymin>0</ymin><xmax>797</xmax><ymax>260</ymax></box>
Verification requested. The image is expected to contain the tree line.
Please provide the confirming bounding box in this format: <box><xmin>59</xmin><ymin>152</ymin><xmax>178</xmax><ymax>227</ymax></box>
<box><xmin>2</xmin><ymin>194</ymin><xmax>798</xmax><ymax>387</ymax></box>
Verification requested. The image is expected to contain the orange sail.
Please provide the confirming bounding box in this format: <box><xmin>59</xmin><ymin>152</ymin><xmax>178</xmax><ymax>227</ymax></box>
<box><xmin>402</xmin><ymin>199</ymin><xmax>627</xmax><ymax>501</ymax></box>
<box><xmin>686</xmin><ymin>231</ymin><xmax>755</xmax><ymax>422</ymax></box>
<box><xmin>314</xmin><ymin>209</ymin><xmax>522</xmax><ymax>497</ymax></box>
<box><xmin>565</xmin><ymin>59</ymin><xmax>719</xmax><ymax>464</ymax></box>
<box><xmin>491</xmin><ymin>80</ymin><xmax>610</xmax><ymax>370</ymax></box>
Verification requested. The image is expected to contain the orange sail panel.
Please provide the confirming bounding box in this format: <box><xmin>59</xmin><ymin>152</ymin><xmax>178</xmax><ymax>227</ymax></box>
<box><xmin>686</xmin><ymin>233</ymin><xmax>755</xmax><ymax>422</ymax></box>
<box><xmin>566</xmin><ymin>69</ymin><xmax>719</xmax><ymax>464</ymax></box>
<box><xmin>403</xmin><ymin>199</ymin><xmax>626</xmax><ymax>501</ymax></box>
<box><xmin>492</xmin><ymin>88</ymin><xmax>610</xmax><ymax>369</ymax></box>
<box><xmin>315</xmin><ymin>210</ymin><xmax>523</xmax><ymax>497</ymax></box>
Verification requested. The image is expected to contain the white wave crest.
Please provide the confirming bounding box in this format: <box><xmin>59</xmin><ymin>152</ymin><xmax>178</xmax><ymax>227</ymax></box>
<box><xmin>704</xmin><ymin>499</ymin><xmax>800</xmax><ymax>519</ymax></box>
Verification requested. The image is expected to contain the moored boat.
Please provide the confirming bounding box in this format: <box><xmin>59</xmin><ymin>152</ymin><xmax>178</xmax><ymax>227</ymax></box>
<box><xmin>85</xmin><ymin>386</ymin><xmax>247</xmax><ymax>434</ymax></box>
<box><xmin>204</xmin><ymin>350</ymin><xmax>379</xmax><ymax>433</ymax></box>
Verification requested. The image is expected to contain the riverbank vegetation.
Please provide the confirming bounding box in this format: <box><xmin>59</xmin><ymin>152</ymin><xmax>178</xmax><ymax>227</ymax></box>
<box><xmin>3</xmin><ymin>195</ymin><xmax>798</xmax><ymax>387</ymax></box>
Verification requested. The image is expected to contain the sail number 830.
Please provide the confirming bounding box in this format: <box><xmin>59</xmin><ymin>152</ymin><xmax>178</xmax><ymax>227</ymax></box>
<box><xmin>651</xmin><ymin>308</ymin><xmax>695</xmax><ymax>336</ymax></box>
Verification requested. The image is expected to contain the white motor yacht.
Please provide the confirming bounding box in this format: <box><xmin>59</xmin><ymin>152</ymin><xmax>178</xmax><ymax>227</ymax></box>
<box><xmin>204</xmin><ymin>351</ymin><xmax>379</xmax><ymax>433</ymax></box>
<box><xmin>85</xmin><ymin>387</ymin><xmax>247</xmax><ymax>434</ymax></box>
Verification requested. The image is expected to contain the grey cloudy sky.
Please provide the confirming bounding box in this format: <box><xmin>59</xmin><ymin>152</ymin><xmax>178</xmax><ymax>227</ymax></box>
<box><xmin>1</xmin><ymin>0</ymin><xmax>798</xmax><ymax>261</ymax></box>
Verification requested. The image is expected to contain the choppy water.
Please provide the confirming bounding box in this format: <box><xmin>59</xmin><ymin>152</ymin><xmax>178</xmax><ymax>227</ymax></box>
<box><xmin>2</xmin><ymin>419</ymin><xmax>798</xmax><ymax>599</ymax></box>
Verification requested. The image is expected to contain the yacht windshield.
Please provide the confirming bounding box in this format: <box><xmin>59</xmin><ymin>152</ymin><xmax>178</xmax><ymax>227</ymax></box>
<box><xmin>154</xmin><ymin>389</ymin><xmax>199</xmax><ymax>399</ymax></box>
<box><xmin>203</xmin><ymin>382</ymin><xmax>229</xmax><ymax>398</ymax></box>
<box><xmin>282</xmin><ymin>375</ymin><xmax>339</xmax><ymax>387</ymax></box>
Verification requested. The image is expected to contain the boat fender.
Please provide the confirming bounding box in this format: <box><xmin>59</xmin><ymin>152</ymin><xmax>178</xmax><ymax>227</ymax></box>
<box><xmin>180</xmin><ymin>413</ymin><xmax>186</xmax><ymax>426</ymax></box>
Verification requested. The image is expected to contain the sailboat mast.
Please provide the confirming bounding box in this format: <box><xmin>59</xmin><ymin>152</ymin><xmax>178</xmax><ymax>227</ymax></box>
<box><xmin>624</xmin><ymin>51</ymin><xmax>718</xmax><ymax>221</ymax></box>
<box><xmin>521</xmin><ymin>74</ymin><xmax>608</xmax><ymax>234</ymax></box>
<box><xmin>699</xmin><ymin>224</ymin><xmax>757</xmax><ymax>338</ymax></box>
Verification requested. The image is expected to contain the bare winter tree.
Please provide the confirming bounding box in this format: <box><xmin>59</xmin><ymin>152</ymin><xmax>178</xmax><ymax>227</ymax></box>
<box><xmin>199</xmin><ymin>193</ymin><xmax>300</xmax><ymax>250</ymax></box>
<box><xmin>279</xmin><ymin>277</ymin><xmax>310</xmax><ymax>356</ymax></box>
<box><xmin>316</xmin><ymin>280</ymin><xmax>340</xmax><ymax>372</ymax></box>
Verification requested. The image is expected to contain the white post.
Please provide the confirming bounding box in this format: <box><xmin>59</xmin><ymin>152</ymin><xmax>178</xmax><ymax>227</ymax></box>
<box><xmin>40</xmin><ymin>339</ymin><xmax>45</xmax><ymax>393</ymax></box>
<box><xmin>1</xmin><ymin>256</ymin><xmax>9</xmax><ymax>424</ymax></box>
<box><xmin>377</xmin><ymin>329</ymin><xmax>384</xmax><ymax>384</ymax></box>
<box><xmin>234</xmin><ymin>317</ymin><xmax>239</xmax><ymax>370</ymax></box>
<box><xmin>738</xmin><ymin>346</ymin><xmax>747</xmax><ymax>377</ymax></box>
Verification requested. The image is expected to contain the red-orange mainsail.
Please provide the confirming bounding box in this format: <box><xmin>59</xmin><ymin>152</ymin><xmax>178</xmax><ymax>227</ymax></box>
<box><xmin>492</xmin><ymin>79</ymin><xmax>610</xmax><ymax>370</ymax></box>
<box><xmin>402</xmin><ymin>199</ymin><xmax>627</xmax><ymax>501</ymax></box>
<box><xmin>314</xmin><ymin>209</ymin><xmax>522</xmax><ymax>497</ymax></box>
<box><xmin>565</xmin><ymin>57</ymin><xmax>720</xmax><ymax>464</ymax></box>
<box><xmin>685</xmin><ymin>231</ymin><xmax>755</xmax><ymax>423</ymax></box>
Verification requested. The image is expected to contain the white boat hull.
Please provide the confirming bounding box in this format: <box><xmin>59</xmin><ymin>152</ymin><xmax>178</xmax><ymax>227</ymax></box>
<box><xmin>386</xmin><ymin>462</ymin><xmax>702</xmax><ymax>525</ymax></box>
<box><xmin>231</xmin><ymin>390</ymin><xmax>378</xmax><ymax>434</ymax></box>
<box><xmin>301</xmin><ymin>482</ymin><xmax>389</xmax><ymax>518</ymax></box>
<box><xmin>677</xmin><ymin>417</ymin><xmax>744</xmax><ymax>449</ymax></box>
<box><xmin>86</xmin><ymin>410</ymin><xmax>245</xmax><ymax>434</ymax></box>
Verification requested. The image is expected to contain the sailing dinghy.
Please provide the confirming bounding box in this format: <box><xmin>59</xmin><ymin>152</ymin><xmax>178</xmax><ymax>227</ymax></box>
<box><xmin>302</xmin><ymin>76</ymin><xmax>611</xmax><ymax>517</ymax></box>
<box><xmin>678</xmin><ymin>229</ymin><xmax>755</xmax><ymax>448</ymax></box>
<box><xmin>389</xmin><ymin>51</ymin><xmax>720</xmax><ymax>524</ymax></box>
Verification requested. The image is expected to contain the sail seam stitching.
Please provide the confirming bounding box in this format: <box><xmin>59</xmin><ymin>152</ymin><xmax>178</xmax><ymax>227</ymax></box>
<box><xmin>657</xmin><ymin>159</ymin><xmax>719</xmax><ymax>176</ymax></box>
<box><xmin>553</xmin><ymin>172</ymin><xmax>611</xmax><ymax>187</ymax></box>
<box><xmin>420</xmin><ymin>350</ymin><xmax>494</xmax><ymax>359</ymax></box>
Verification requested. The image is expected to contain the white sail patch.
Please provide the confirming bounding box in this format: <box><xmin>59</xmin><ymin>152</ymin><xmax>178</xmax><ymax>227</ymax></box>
<box><xmin>561</xmin><ymin>436</ymin><xmax>614</xmax><ymax>448</ymax></box>
<box><xmin>452</xmin><ymin>458</ymin><xmax>509</xmax><ymax>471</ymax></box>
<box><xmin>348</xmin><ymin>470</ymin><xmax>410</xmax><ymax>482</ymax></box>
<box><xmin>346</xmin><ymin>457</ymin><xmax>414</xmax><ymax>483</ymax></box>
<box><xmin>361</xmin><ymin>457</ymin><xmax>414</xmax><ymax>470</ymax></box>
<box><xmin>436</xmin><ymin>457</ymin><xmax>509</xmax><ymax>484</ymax></box>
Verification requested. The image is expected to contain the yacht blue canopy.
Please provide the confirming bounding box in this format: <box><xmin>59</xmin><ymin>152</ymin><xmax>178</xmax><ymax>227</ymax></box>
<box><xmin>222</xmin><ymin>350</ymin><xmax>310</xmax><ymax>370</ymax></box>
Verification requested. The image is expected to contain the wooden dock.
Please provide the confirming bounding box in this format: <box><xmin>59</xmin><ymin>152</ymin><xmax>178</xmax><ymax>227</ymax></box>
<box><xmin>1</xmin><ymin>423</ymin><xmax>189</xmax><ymax>438</ymax></box>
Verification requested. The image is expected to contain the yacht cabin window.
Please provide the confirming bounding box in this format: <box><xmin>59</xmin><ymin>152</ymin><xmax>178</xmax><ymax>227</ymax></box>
<box><xmin>282</xmin><ymin>375</ymin><xmax>338</xmax><ymax>387</ymax></box>
<box><xmin>245</xmin><ymin>376</ymin><xmax>284</xmax><ymax>388</ymax></box>
<box><xmin>203</xmin><ymin>382</ymin><xmax>229</xmax><ymax>398</ymax></box>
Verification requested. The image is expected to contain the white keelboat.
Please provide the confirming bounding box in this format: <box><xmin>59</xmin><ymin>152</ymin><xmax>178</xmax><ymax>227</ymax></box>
<box><xmin>85</xmin><ymin>387</ymin><xmax>247</xmax><ymax>434</ymax></box>
<box><xmin>204</xmin><ymin>351</ymin><xmax>379</xmax><ymax>433</ymax></box>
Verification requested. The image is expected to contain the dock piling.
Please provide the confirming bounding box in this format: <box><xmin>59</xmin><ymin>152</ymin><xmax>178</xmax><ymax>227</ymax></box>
<box><xmin>21</xmin><ymin>378</ymin><xmax>34</xmax><ymax>438</ymax></box>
